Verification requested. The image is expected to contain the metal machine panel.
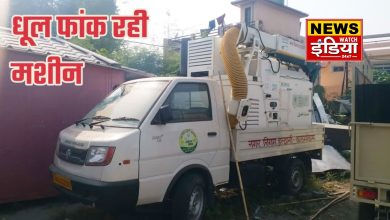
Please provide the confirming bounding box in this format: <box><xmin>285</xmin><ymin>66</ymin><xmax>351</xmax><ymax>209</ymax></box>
<box><xmin>187</xmin><ymin>37</ymin><xmax>224</xmax><ymax>77</ymax></box>
<box><xmin>274</xmin><ymin>35</ymin><xmax>305</xmax><ymax>60</ymax></box>
<box><xmin>354</xmin><ymin>123</ymin><xmax>390</xmax><ymax>183</ymax></box>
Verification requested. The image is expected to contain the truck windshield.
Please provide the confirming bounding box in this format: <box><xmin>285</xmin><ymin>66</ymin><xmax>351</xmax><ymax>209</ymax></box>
<box><xmin>82</xmin><ymin>80</ymin><xmax>169</xmax><ymax>128</ymax></box>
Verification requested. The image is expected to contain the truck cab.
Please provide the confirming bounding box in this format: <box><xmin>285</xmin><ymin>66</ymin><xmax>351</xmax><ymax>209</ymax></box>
<box><xmin>50</xmin><ymin>24</ymin><xmax>324</xmax><ymax>220</ymax></box>
<box><xmin>50</xmin><ymin>77</ymin><xmax>230</xmax><ymax>218</ymax></box>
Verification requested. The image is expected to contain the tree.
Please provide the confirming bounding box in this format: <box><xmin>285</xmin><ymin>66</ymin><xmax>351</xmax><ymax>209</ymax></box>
<box><xmin>162</xmin><ymin>51</ymin><xmax>180</xmax><ymax>76</ymax></box>
<box><xmin>7</xmin><ymin>0</ymin><xmax>181</xmax><ymax>75</ymax></box>
<box><xmin>8</xmin><ymin>0</ymin><xmax>55</xmax><ymax>20</ymax></box>
<box><xmin>56</xmin><ymin>0</ymin><xmax>122</xmax><ymax>54</ymax></box>
<box><xmin>112</xmin><ymin>46</ymin><xmax>163</xmax><ymax>75</ymax></box>
<box><xmin>8</xmin><ymin>0</ymin><xmax>122</xmax><ymax>54</ymax></box>
<box><xmin>373</xmin><ymin>69</ymin><xmax>390</xmax><ymax>84</ymax></box>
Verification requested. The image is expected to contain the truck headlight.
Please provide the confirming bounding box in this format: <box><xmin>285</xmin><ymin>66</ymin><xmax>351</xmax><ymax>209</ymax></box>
<box><xmin>85</xmin><ymin>146</ymin><xmax>116</xmax><ymax>166</ymax></box>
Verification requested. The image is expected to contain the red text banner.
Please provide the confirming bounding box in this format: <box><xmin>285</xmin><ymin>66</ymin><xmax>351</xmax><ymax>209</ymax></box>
<box><xmin>11</xmin><ymin>8</ymin><xmax>149</xmax><ymax>47</ymax></box>
<box><xmin>9</xmin><ymin>55</ymin><xmax>85</xmax><ymax>86</ymax></box>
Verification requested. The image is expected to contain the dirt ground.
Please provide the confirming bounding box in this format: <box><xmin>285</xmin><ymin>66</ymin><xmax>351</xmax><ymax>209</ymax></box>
<box><xmin>0</xmin><ymin>176</ymin><xmax>357</xmax><ymax>220</ymax></box>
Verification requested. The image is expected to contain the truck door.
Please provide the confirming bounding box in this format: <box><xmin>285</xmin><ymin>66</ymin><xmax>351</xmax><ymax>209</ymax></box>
<box><xmin>138</xmin><ymin>82</ymin><xmax>220</xmax><ymax>205</ymax></box>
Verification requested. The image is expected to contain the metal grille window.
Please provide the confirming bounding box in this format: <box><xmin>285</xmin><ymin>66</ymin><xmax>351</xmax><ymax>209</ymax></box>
<box><xmin>333</xmin><ymin>66</ymin><xmax>344</xmax><ymax>72</ymax></box>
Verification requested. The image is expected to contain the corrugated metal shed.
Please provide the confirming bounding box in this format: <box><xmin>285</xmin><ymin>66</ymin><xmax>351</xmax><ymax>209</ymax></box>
<box><xmin>0</xmin><ymin>27</ymin><xmax>152</xmax><ymax>203</ymax></box>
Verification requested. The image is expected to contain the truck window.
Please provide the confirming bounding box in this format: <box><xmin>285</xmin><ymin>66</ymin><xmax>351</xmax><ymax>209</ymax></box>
<box><xmin>164</xmin><ymin>83</ymin><xmax>212</xmax><ymax>122</ymax></box>
<box><xmin>83</xmin><ymin>81</ymin><xmax>169</xmax><ymax>128</ymax></box>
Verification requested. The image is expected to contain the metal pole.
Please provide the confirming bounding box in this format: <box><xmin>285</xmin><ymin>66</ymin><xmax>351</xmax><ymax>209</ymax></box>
<box><xmin>217</xmin><ymin>71</ymin><xmax>250</xmax><ymax>220</ymax></box>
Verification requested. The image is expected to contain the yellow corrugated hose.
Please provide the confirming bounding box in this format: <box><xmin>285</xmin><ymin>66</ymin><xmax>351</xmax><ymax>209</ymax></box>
<box><xmin>220</xmin><ymin>27</ymin><xmax>248</xmax><ymax>128</ymax></box>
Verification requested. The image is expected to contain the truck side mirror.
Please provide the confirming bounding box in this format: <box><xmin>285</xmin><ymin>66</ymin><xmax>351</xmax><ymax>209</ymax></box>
<box><xmin>152</xmin><ymin>105</ymin><xmax>171</xmax><ymax>125</ymax></box>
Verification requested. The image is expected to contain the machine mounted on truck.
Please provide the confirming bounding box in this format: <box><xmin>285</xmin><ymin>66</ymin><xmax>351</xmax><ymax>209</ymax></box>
<box><xmin>49</xmin><ymin>22</ymin><xmax>324</xmax><ymax>220</ymax></box>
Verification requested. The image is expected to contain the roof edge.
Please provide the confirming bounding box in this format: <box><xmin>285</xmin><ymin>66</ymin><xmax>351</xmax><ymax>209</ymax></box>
<box><xmin>231</xmin><ymin>0</ymin><xmax>308</xmax><ymax>18</ymax></box>
<box><xmin>55</xmin><ymin>38</ymin><xmax>121</xmax><ymax>67</ymax></box>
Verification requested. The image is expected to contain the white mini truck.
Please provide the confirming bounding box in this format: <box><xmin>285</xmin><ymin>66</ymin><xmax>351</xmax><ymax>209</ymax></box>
<box><xmin>50</xmin><ymin>25</ymin><xmax>324</xmax><ymax>219</ymax></box>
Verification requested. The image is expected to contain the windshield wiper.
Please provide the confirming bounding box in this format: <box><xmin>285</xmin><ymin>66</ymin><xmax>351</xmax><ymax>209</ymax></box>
<box><xmin>88</xmin><ymin>116</ymin><xmax>112</xmax><ymax>129</ymax></box>
<box><xmin>112</xmin><ymin>117</ymin><xmax>140</xmax><ymax>122</ymax></box>
<box><xmin>75</xmin><ymin>118</ymin><xmax>89</xmax><ymax>126</ymax></box>
<box><xmin>92</xmin><ymin>115</ymin><xmax>111</xmax><ymax>120</ymax></box>
<box><xmin>75</xmin><ymin>115</ymin><xmax>111</xmax><ymax>127</ymax></box>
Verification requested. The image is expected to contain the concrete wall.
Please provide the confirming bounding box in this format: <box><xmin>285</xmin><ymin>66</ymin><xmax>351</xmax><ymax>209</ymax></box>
<box><xmin>319</xmin><ymin>57</ymin><xmax>373</xmax><ymax>100</ymax></box>
<box><xmin>319</xmin><ymin>62</ymin><xmax>347</xmax><ymax>100</ymax></box>
<box><xmin>237</xmin><ymin>0</ymin><xmax>305</xmax><ymax>40</ymax></box>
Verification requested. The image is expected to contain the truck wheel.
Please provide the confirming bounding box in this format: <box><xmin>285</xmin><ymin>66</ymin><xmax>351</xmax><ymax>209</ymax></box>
<box><xmin>358</xmin><ymin>202</ymin><xmax>375</xmax><ymax>220</ymax></box>
<box><xmin>172</xmin><ymin>174</ymin><xmax>207</xmax><ymax>220</ymax></box>
<box><xmin>280</xmin><ymin>158</ymin><xmax>306</xmax><ymax>195</ymax></box>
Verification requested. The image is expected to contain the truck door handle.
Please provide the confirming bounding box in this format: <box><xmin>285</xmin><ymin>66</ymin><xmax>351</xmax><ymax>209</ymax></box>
<box><xmin>208</xmin><ymin>132</ymin><xmax>217</xmax><ymax>137</ymax></box>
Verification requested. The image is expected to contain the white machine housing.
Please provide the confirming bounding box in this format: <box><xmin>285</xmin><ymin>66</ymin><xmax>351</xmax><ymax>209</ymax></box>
<box><xmin>187</xmin><ymin>27</ymin><xmax>312</xmax><ymax>131</ymax></box>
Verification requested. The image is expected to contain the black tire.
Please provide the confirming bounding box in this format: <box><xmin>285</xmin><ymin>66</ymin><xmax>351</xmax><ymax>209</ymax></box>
<box><xmin>280</xmin><ymin>158</ymin><xmax>306</xmax><ymax>195</ymax></box>
<box><xmin>358</xmin><ymin>202</ymin><xmax>375</xmax><ymax>220</ymax></box>
<box><xmin>172</xmin><ymin>174</ymin><xmax>207</xmax><ymax>220</ymax></box>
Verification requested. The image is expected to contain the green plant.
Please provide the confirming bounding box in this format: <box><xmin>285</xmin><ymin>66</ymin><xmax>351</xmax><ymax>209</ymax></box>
<box><xmin>373</xmin><ymin>70</ymin><xmax>390</xmax><ymax>84</ymax></box>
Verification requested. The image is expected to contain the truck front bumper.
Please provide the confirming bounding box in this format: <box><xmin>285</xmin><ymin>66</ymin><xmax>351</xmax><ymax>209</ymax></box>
<box><xmin>49</xmin><ymin>164</ymin><xmax>139</xmax><ymax>209</ymax></box>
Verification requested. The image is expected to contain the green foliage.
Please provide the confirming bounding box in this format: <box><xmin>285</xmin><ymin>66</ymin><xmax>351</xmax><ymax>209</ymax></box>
<box><xmin>339</xmin><ymin>87</ymin><xmax>351</xmax><ymax>100</ymax></box>
<box><xmin>60</xmin><ymin>0</ymin><xmax>121</xmax><ymax>54</ymax></box>
<box><xmin>373</xmin><ymin>69</ymin><xmax>390</xmax><ymax>84</ymax></box>
<box><xmin>162</xmin><ymin>51</ymin><xmax>180</xmax><ymax>76</ymax></box>
<box><xmin>111</xmin><ymin>46</ymin><xmax>181</xmax><ymax>76</ymax></box>
<box><xmin>8</xmin><ymin>0</ymin><xmax>55</xmax><ymax>18</ymax></box>
<box><xmin>7</xmin><ymin>0</ymin><xmax>180</xmax><ymax>75</ymax></box>
<box><xmin>8</xmin><ymin>0</ymin><xmax>122</xmax><ymax>54</ymax></box>
<box><xmin>112</xmin><ymin>46</ymin><xmax>163</xmax><ymax>74</ymax></box>
<box><xmin>68</xmin><ymin>37</ymin><xmax>95</xmax><ymax>51</ymax></box>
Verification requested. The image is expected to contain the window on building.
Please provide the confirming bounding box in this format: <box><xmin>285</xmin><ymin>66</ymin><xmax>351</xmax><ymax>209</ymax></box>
<box><xmin>164</xmin><ymin>83</ymin><xmax>212</xmax><ymax>122</ymax></box>
<box><xmin>244</xmin><ymin>7</ymin><xmax>252</xmax><ymax>25</ymax></box>
<box><xmin>333</xmin><ymin>66</ymin><xmax>345</xmax><ymax>72</ymax></box>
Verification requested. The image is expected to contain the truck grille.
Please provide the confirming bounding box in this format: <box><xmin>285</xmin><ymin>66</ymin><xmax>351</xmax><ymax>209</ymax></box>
<box><xmin>58</xmin><ymin>143</ymin><xmax>88</xmax><ymax>165</ymax></box>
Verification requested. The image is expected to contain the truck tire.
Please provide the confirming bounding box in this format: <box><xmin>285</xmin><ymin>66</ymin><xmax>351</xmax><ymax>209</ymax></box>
<box><xmin>280</xmin><ymin>158</ymin><xmax>306</xmax><ymax>195</ymax></box>
<box><xmin>172</xmin><ymin>174</ymin><xmax>207</xmax><ymax>220</ymax></box>
<box><xmin>358</xmin><ymin>202</ymin><xmax>375</xmax><ymax>220</ymax></box>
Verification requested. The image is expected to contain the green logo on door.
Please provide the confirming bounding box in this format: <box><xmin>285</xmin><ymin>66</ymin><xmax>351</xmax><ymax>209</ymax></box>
<box><xmin>179</xmin><ymin>129</ymin><xmax>198</xmax><ymax>153</ymax></box>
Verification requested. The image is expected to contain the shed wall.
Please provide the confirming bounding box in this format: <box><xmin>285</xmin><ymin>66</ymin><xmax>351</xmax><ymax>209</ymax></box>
<box><xmin>0</xmin><ymin>49</ymin><xmax>128</xmax><ymax>203</ymax></box>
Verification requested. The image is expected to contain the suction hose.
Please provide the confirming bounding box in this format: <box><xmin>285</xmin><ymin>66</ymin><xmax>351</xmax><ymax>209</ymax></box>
<box><xmin>220</xmin><ymin>27</ymin><xmax>248</xmax><ymax>128</ymax></box>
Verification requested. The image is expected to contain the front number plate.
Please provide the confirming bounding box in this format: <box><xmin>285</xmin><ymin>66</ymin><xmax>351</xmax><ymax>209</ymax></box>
<box><xmin>53</xmin><ymin>173</ymin><xmax>72</xmax><ymax>191</ymax></box>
